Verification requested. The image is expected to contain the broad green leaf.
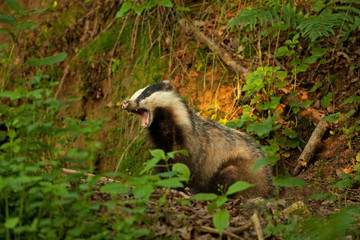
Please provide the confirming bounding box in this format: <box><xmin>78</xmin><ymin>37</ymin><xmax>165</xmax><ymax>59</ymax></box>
<box><xmin>6</xmin><ymin>0</ymin><xmax>24</xmax><ymax>13</ymax></box>
<box><xmin>320</xmin><ymin>92</ymin><xmax>332</xmax><ymax>108</ymax></box>
<box><xmin>273</xmin><ymin>46</ymin><xmax>289</xmax><ymax>57</ymax></box>
<box><xmin>312</xmin><ymin>47</ymin><xmax>328</xmax><ymax>57</ymax></box>
<box><xmin>273</xmin><ymin>176</ymin><xmax>306</xmax><ymax>187</ymax></box>
<box><xmin>309</xmin><ymin>192</ymin><xmax>331</xmax><ymax>200</ymax></box>
<box><xmin>303</xmin><ymin>55</ymin><xmax>318</xmax><ymax>64</ymax></box>
<box><xmin>226</xmin><ymin>181</ymin><xmax>253</xmax><ymax>196</ymax></box>
<box><xmin>26</xmin><ymin>51</ymin><xmax>67</xmax><ymax>66</ymax></box>
<box><xmin>276</xmin><ymin>71</ymin><xmax>287</xmax><ymax>81</ymax></box>
<box><xmin>133</xmin><ymin>5</ymin><xmax>145</xmax><ymax>15</ymax></box>
<box><xmin>192</xmin><ymin>193</ymin><xmax>218</xmax><ymax>201</ymax></box>
<box><xmin>0</xmin><ymin>15</ymin><xmax>17</xmax><ymax>25</ymax></box>
<box><xmin>159</xmin><ymin>0</ymin><xmax>173</xmax><ymax>7</ymax></box>
<box><xmin>213</xmin><ymin>210</ymin><xmax>229</xmax><ymax>236</ymax></box>
<box><xmin>156</xmin><ymin>179</ymin><xmax>183</xmax><ymax>188</ymax></box>
<box><xmin>100</xmin><ymin>182</ymin><xmax>131</xmax><ymax>195</ymax></box>
<box><xmin>207</xmin><ymin>196</ymin><xmax>228</xmax><ymax>213</ymax></box>
<box><xmin>250</xmin><ymin>95</ymin><xmax>261</xmax><ymax>105</ymax></box>
<box><xmin>140</xmin><ymin>157</ymin><xmax>161</xmax><ymax>175</ymax></box>
<box><xmin>133</xmin><ymin>183</ymin><xmax>154</xmax><ymax>200</ymax></box>
<box><xmin>300</xmin><ymin>100</ymin><xmax>313</xmax><ymax>108</ymax></box>
<box><xmin>251</xmin><ymin>155</ymin><xmax>279</xmax><ymax>173</ymax></box>
<box><xmin>11</xmin><ymin>20</ymin><xmax>37</xmax><ymax>30</ymax></box>
<box><xmin>5</xmin><ymin>217</ymin><xmax>19</xmax><ymax>229</ymax></box>
<box><xmin>149</xmin><ymin>149</ymin><xmax>166</xmax><ymax>159</ymax></box>
<box><xmin>172</xmin><ymin>163</ymin><xmax>190</xmax><ymax>183</ymax></box>
<box><xmin>297</xmin><ymin>63</ymin><xmax>308</xmax><ymax>72</ymax></box>
<box><xmin>116</xmin><ymin>1</ymin><xmax>132</xmax><ymax>18</ymax></box>
<box><xmin>283</xmin><ymin>128</ymin><xmax>298</xmax><ymax>138</ymax></box>
<box><xmin>310</xmin><ymin>82</ymin><xmax>322</xmax><ymax>92</ymax></box>
<box><xmin>246</xmin><ymin>117</ymin><xmax>277</xmax><ymax>137</ymax></box>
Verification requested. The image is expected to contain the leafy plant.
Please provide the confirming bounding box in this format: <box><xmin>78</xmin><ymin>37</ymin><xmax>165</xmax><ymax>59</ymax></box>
<box><xmin>192</xmin><ymin>181</ymin><xmax>253</xmax><ymax>236</ymax></box>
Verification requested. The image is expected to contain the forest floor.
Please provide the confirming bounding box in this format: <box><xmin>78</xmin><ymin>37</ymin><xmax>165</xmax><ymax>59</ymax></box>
<box><xmin>4</xmin><ymin>0</ymin><xmax>360</xmax><ymax>239</ymax></box>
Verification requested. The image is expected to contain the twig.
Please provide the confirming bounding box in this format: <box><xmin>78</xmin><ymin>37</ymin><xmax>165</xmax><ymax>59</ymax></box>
<box><xmin>228</xmin><ymin>219</ymin><xmax>253</xmax><ymax>233</ymax></box>
<box><xmin>62</xmin><ymin>168</ymin><xmax>118</xmax><ymax>183</ymax></box>
<box><xmin>196</xmin><ymin>226</ymin><xmax>244</xmax><ymax>240</ymax></box>
<box><xmin>250</xmin><ymin>210</ymin><xmax>264</xmax><ymax>240</ymax></box>
<box><xmin>293</xmin><ymin>119</ymin><xmax>329</xmax><ymax>175</ymax></box>
<box><xmin>179</xmin><ymin>19</ymin><xmax>248</xmax><ymax>77</ymax></box>
<box><xmin>55</xmin><ymin>65</ymin><xmax>69</xmax><ymax>99</ymax></box>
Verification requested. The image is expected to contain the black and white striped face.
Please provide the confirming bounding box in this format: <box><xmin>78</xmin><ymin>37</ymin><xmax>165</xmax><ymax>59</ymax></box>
<box><xmin>121</xmin><ymin>81</ymin><xmax>191</xmax><ymax>128</ymax></box>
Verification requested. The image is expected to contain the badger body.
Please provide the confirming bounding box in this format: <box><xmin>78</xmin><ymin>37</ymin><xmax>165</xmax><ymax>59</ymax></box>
<box><xmin>122</xmin><ymin>81</ymin><xmax>274</xmax><ymax>198</ymax></box>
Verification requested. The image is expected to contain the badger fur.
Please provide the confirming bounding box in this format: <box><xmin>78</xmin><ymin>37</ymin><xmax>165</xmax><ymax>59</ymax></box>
<box><xmin>121</xmin><ymin>81</ymin><xmax>274</xmax><ymax>198</ymax></box>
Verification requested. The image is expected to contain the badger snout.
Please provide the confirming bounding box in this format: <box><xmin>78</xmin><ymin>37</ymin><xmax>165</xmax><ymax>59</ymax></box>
<box><xmin>121</xmin><ymin>100</ymin><xmax>129</xmax><ymax>110</ymax></box>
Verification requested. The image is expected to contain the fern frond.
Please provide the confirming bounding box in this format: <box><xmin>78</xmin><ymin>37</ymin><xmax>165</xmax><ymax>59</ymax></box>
<box><xmin>340</xmin><ymin>96</ymin><xmax>360</xmax><ymax>107</ymax></box>
<box><xmin>228</xmin><ymin>8</ymin><xmax>280</xmax><ymax>29</ymax></box>
<box><xmin>334</xmin><ymin>5</ymin><xmax>360</xmax><ymax>16</ymax></box>
<box><xmin>297</xmin><ymin>9</ymin><xmax>352</xmax><ymax>41</ymax></box>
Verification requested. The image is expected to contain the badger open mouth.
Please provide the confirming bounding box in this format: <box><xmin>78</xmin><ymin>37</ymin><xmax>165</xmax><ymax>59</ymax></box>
<box><xmin>131</xmin><ymin>108</ymin><xmax>150</xmax><ymax>128</ymax></box>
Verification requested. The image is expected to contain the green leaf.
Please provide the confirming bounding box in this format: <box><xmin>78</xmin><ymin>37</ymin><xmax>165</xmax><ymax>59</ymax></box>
<box><xmin>273</xmin><ymin>176</ymin><xmax>306</xmax><ymax>187</ymax></box>
<box><xmin>226</xmin><ymin>181</ymin><xmax>253</xmax><ymax>196</ymax></box>
<box><xmin>300</xmin><ymin>100</ymin><xmax>313</xmax><ymax>108</ymax></box>
<box><xmin>276</xmin><ymin>71</ymin><xmax>287</xmax><ymax>81</ymax></box>
<box><xmin>5</xmin><ymin>217</ymin><xmax>19</xmax><ymax>229</ymax></box>
<box><xmin>172</xmin><ymin>163</ymin><xmax>190</xmax><ymax>183</ymax></box>
<box><xmin>6</xmin><ymin>0</ymin><xmax>24</xmax><ymax>13</ymax></box>
<box><xmin>312</xmin><ymin>47</ymin><xmax>328</xmax><ymax>57</ymax></box>
<box><xmin>140</xmin><ymin>157</ymin><xmax>161</xmax><ymax>175</ymax></box>
<box><xmin>251</xmin><ymin>155</ymin><xmax>279</xmax><ymax>172</ymax></box>
<box><xmin>149</xmin><ymin>149</ymin><xmax>166</xmax><ymax>160</ymax></box>
<box><xmin>323</xmin><ymin>112</ymin><xmax>341</xmax><ymax>123</ymax></box>
<box><xmin>250</xmin><ymin>95</ymin><xmax>261</xmax><ymax>105</ymax></box>
<box><xmin>100</xmin><ymin>182</ymin><xmax>131</xmax><ymax>195</ymax></box>
<box><xmin>283</xmin><ymin>128</ymin><xmax>298</xmax><ymax>138</ymax></box>
<box><xmin>116</xmin><ymin>1</ymin><xmax>132</xmax><ymax>18</ymax></box>
<box><xmin>274</xmin><ymin>46</ymin><xmax>289</xmax><ymax>57</ymax></box>
<box><xmin>159</xmin><ymin>0</ymin><xmax>173</xmax><ymax>7</ymax></box>
<box><xmin>309</xmin><ymin>82</ymin><xmax>322</xmax><ymax>92</ymax></box>
<box><xmin>246</xmin><ymin>117</ymin><xmax>277</xmax><ymax>137</ymax></box>
<box><xmin>309</xmin><ymin>192</ymin><xmax>331</xmax><ymax>200</ymax></box>
<box><xmin>26</xmin><ymin>51</ymin><xmax>67</xmax><ymax>66</ymax></box>
<box><xmin>133</xmin><ymin>183</ymin><xmax>154</xmax><ymax>200</ymax></box>
<box><xmin>0</xmin><ymin>15</ymin><xmax>17</xmax><ymax>26</ymax></box>
<box><xmin>340</xmin><ymin>96</ymin><xmax>360</xmax><ymax>107</ymax></box>
<box><xmin>176</xmin><ymin>6</ymin><xmax>190</xmax><ymax>11</ymax></box>
<box><xmin>213</xmin><ymin>210</ymin><xmax>229</xmax><ymax>236</ymax></box>
<box><xmin>192</xmin><ymin>193</ymin><xmax>218</xmax><ymax>201</ymax></box>
<box><xmin>320</xmin><ymin>92</ymin><xmax>332</xmax><ymax>108</ymax></box>
<box><xmin>297</xmin><ymin>63</ymin><xmax>308</xmax><ymax>72</ymax></box>
<box><xmin>11</xmin><ymin>20</ymin><xmax>37</xmax><ymax>30</ymax></box>
<box><xmin>133</xmin><ymin>5</ymin><xmax>145</xmax><ymax>15</ymax></box>
<box><xmin>303</xmin><ymin>55</ymin><xmax>318</xmax><ymax>64</ymax></box>
<box><xmin>156</xmin><ymin>179</ymin><xmax>183</xmax><ymax>188</ymax></box>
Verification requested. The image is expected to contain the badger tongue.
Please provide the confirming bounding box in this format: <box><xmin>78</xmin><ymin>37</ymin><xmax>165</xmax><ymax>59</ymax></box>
<box><xmin>134</xmin><ymin>109</ymin><xmax>150</xmax><ymax>128</ymax></box>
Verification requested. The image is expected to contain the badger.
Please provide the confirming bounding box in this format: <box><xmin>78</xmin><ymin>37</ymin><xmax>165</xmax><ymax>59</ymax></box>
<box><xmin>121</xmin><ymin>81</ymin><xmax>274</xmax><ymax>198</ymax></box>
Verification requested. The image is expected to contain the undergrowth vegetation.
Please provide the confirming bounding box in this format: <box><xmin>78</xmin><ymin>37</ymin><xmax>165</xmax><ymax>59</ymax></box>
<box><xmin>1</xmin><ymin>0</ymin><xmax>360</xmax><ymax>239</ymax></box>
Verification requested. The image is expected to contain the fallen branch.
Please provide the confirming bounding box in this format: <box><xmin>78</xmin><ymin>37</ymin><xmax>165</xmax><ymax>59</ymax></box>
<box><xmin>196</xmin><ymin>226</ymin><xmax>244</xmax><ymax>240</ymax></box>
<box><xmin>293</xmin><ymin>119</ymin><xmax>329</xmax><ymax>175</ymax></box>
<box><xmin>62</xmin><ymin>168</ymin><xmax>118</xmax><ymax>183</ymax></box>
<box><xmin>250</xmin><ymin>210</ymin><xmax>264</xmax><ymax>240</ymax></box>
<box><xmin>228</xmin><ymin>219</ymin><xmax>253</xmax><ymax>233</ymax></box>
<box><xmin>179</xmin><ymin>19</ymin><xmax>248</xmax><ymax>77</ymax></box>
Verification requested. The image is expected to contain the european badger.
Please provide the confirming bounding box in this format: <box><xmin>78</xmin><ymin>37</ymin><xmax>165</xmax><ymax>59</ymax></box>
<box><xmin>121</xmin><ymin>81</ymin><xmax>274</xmax><ymax>198</ymax></box>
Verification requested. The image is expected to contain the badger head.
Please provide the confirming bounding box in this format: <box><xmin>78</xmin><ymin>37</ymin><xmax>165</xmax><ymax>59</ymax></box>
<box><xmin>121</xmin><ymin>81</ymin><xmax>191</xmax><ymax>129</ymax></box>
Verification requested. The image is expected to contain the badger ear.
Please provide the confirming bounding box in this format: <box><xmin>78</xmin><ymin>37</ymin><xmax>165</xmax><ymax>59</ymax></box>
<box><xmin>162</xmin><ymin>80</ymin><xmax>173</xmax><ymax>91</ymax></box>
